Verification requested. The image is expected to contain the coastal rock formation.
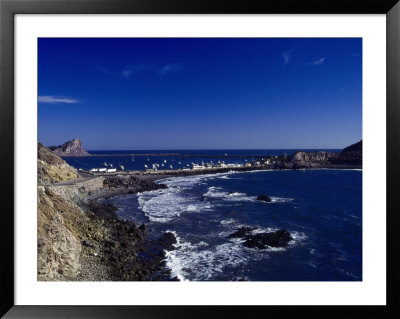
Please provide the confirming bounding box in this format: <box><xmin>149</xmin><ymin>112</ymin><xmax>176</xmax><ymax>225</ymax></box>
<box><xmin>38</xmin><ymin>145</ymin><xmax>177</xmax><ymax>281</ymax></box>
<box><xmin>291</xmin><ymin>151</ymin><xmax>337</xmax><ymax>168</ymax></box>
<box><xmin>228</xmin><ymin>227</ymin><xmax>256</xmax><ymax>239</ymax></box>
<box><xmin>257</xmin><ymin>194</ymin><xmax>272</xmax><ymax>202</ymax></box>
<box><xmin>228</xmin><ymin>227</ymin><xmax>293</xmax><ymax>249</ymax></box>
<box><xmin>331</xmin><ymin>140</ymin><xmax>362</xmax><ymax>165</ymax></box>
<box><xmin>49</xmin><ymin>139</ymin><xmax>91</xmax><ymax>157</ymax></box>
<box><xmin>103</xmin><ymin>175</ymin><xmax>168</xmax><ymax>192</ymax></box>
<box><xmin>38</xmin><ymin>143</ymin><xmax>80</xmax><ymax>183</ymax></box>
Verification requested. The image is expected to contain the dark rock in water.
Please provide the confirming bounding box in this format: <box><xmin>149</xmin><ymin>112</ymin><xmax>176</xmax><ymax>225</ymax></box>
<box><xmin>256</xmin><ymin>194</ymin><xmax>272</xmax><ymax>202</ymax></box>
<box><xmin>139</xmin><ymin>224</ymin><xmax>146</xmax><ymax>232</ymax></box>
<box><xmin>155</xmin><ymin>232</ymin><xmax>177</xmax><ymax>251</ymax></box>
<box><xmin>243</xmin><ymin>229</ymin><xmax>292</xmax><ymax>249</ymax></box>
<box><xmin>229</xmin><ymin>227</ymin><xmax>292</xmax><ymax>249</ymax></box>
<box><xmin>228</xmin><ymin>227</ymin><xmax>255</xmax><ymax>239</ymax></box>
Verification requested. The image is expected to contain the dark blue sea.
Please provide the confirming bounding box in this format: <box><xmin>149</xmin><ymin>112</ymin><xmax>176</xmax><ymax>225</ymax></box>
<box><xmin>64</xmin><ymin>150</ymin><xmax>362</xmax><ymax>281</ymax></box>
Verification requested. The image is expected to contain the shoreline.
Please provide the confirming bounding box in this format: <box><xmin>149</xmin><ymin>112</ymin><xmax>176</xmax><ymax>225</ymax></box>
<box><xmin>84</xmin><ymin>164</ymin><xmax>362</xmax><ymax>201</ymax></box>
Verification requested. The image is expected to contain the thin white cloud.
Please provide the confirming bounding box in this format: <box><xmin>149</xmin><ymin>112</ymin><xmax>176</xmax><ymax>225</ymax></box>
<box><xmin>121</xmin><ymin>64</ymin><xmax>150</xmax><ymax>79</ymax></box>
<box><xmin>38</xmin><ymin>96</ymin><xmax>80</xmax><ymax>104</ymax></box>
<box><xmin>309</xmin><ymin>57</ymin><xmax>326</xmax><ymax>66</ymax></box>
<box><xmin>282</xmin><ymin>44</ymin><xmax>300</xmax><ymax>66</ymax></box>
<box><xmin>282</xmin><ymin>41</ymin><xmax>311</xmax><ymax>66</ymax></box>
<box><xmin>282</xmin><ymin>52</ymin><xmax>292</xmax><ymax>66</ymax></box>
<box><xmin>159</xmin><ymin>63</ymin><xmax>183</xmax><ymax>75</ymax></box>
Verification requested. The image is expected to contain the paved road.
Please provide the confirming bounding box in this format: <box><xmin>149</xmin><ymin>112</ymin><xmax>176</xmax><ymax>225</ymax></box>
<box><xmin>54</xmin><ymin>176</ymin><xmax>99</xmax><ymax>186</ymax></box>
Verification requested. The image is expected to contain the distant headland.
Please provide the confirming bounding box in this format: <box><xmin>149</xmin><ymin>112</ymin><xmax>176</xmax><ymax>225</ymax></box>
<box><xmin>48</xmin><ymin>139</ymin><xmax>91</xmax><ymax>157</ymax></box>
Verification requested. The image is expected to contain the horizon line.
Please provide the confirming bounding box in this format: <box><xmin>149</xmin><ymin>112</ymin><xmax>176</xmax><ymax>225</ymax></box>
<box><xmin>85</xmin><ymin>147</ymin><xmax>344</xmax><ymax>152</ymax></box>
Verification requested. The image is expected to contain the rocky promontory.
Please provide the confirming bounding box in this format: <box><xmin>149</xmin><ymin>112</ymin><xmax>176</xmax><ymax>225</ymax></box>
<box><xmin>49</xmin><ymin>139</ymin><xmax>91</xmax><ymax>157</ymax></box>
<box><xmin>331</xmin><ymin>140</ymin><xmax>362</xmax><ymax>165</ymax></box>
<box><xmin>271</xmin><ymin>140</ymin><xmax>362</xmax><ymax>169</ymax></box>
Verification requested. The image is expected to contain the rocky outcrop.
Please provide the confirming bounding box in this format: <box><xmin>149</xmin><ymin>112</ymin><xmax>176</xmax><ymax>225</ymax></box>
<box><xmin>82</xmin><ymin>200</ymin><xmax>177</xmax><ymax>281</ymax></box>
<box><xmin>331</xmin><ymin>140</ymin><xmax>362</xmax><ymax>165</ymax></box>
<box><xmin>38</xmin><ymin>143</ymin><xmax>79</xmax><ymax>184</ymax></box>
<box><xmin>49</xmin><ymin>139</ymin><xmax>91</xmax><ymax>157</ymax></box>
<box><xmin>256</xmin><ymin>194</ymin><xmax>272</xmax><ymax>202</ymax></box>
<box><xmin>291</xmin><ymin>151</ymin><xmax>337</xmax><ymax>168</ymax></box>
<box><xmin>103</xmin><ymin>175</ymin><xmax>168</xmax><ymax>192</ymax></box>
<box><xmin>228</xmin><ymin>227</ymin><xmax>293</xmax><ymax>249</ymax></box>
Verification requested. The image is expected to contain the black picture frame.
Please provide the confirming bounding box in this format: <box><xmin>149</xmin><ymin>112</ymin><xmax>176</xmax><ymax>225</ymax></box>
<box><xmin>1</xmin><ymin>0</ymin><xmax>399</xmax><ymax>318</ymax></box>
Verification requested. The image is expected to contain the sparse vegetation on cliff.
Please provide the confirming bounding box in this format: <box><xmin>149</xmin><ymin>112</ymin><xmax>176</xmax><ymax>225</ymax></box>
<box><xmin>38</xmin><ymin>143</ymin><xmax>79</xmax><ymax>183</ymax></box>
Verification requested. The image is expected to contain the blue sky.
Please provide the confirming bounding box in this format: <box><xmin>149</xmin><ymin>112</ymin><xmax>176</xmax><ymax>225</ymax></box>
<box><xmin>38</xmin><ymin>38</ymin><xmax>362</xmax><ymax>150</ymax></box>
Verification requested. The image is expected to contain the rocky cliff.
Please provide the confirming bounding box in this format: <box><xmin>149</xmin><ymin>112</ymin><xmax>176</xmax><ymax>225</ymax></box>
<box><xmin>38</xmin><ymin>143</ymin><xmax>80</xmax><ymax>184</ymax></box>
<box><xmin>37</xmin><ymin>186</ymin><xmax>101</xmax><ymax>280</ymax></box>
<box><xmin>291</xmin><ymin>151</ymin><xmax>338</xmax><ymax>168</ymax></box>
<box><xmin>332</xmin><ymin>140</ymin><xmax>362</xmax><ymax>165</ymax></box>
<box><xmin>37</xmin><ymin>145</ymin><xmax>176</xmax><ymax>281</ymax></box>
<box><xmin>49</xmin><ymin>139</ymin><xmax>91</xmax><ymax>157</ymax></box>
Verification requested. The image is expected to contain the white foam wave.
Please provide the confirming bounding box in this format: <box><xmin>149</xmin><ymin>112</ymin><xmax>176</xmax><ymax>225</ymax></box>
<box><xmin>270</xmin><ymin>196</ymin><xmax>294</xmax><ymax>203</ymax></box>
<box><xmin>165</xmin><ymin>239</ymin><xmax>252</xmax><ymax>281</ymax></box>
<box><xmin>203</xmin><ymin>186</ymin><xmax>255</xmax><ymax>202</ymax></box>
<box><xmin>157</xmin><ymin>172</ymin><xmax>238</xmax><ymax>188</ymax></box>
<box><xmin>165</xmin><ymin>226</ymin><xmax>307</xmax><ymax>281</ymax></box>
<box><xmin>203</xmin><ymin>187</ymin><xmax>294</xmax><ymax>204</ymax></box>
<box><xmin>137</xmin><ymin>187</ymin><xmax>212</xmax><ymax>222</ymax></box>
<box><xmin>220</xmin><ymin>218</ymin><xmax>236</xmax><ymax>225</ymax></box>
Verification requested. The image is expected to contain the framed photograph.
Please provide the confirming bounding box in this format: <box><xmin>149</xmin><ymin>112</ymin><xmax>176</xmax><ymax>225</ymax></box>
<box><xmin>1</xmin><ymin>0</ymin><xmax>399</xmax><ymax>318</ymax></box>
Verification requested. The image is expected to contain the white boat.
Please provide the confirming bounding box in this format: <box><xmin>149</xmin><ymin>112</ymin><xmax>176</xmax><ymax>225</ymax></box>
<box><xmin>164</xmin><ymin>159</ymin><xmax>167</xmax><ymax>163</ymax></box>
<box><xmin>169</xmin><ymin>165</ymin><xmax>173</xmax><ymax>169</ymax></box>
<box><xmin>119</xmin><ymin>164</ymin><xmax>124</xmax><ymax>170</ymax></box>
<box><xmin>192</xmin><ymin>163</ymin><xmax>206</xmax><ymax>170</ymax></box>
<box><xmin>144</xmin><ymin>164</ymin><xmax>148</xmax><ymax>168</ymax></box>
<box><xmin>103</xmin><ymin>162</ymin><xmax>108</xmax><ymax>167</ymax></box>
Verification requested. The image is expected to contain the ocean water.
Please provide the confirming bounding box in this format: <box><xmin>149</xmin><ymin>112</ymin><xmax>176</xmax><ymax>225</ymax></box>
<box><xmin>103</xmin><ymin>169</ymin><xmax>362</xmax><ymax>281</ymax></box>
<box><xmin>63</xmin><ymin>149</ymin><xmax>341</xmax><ymax>171</ymax></box>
